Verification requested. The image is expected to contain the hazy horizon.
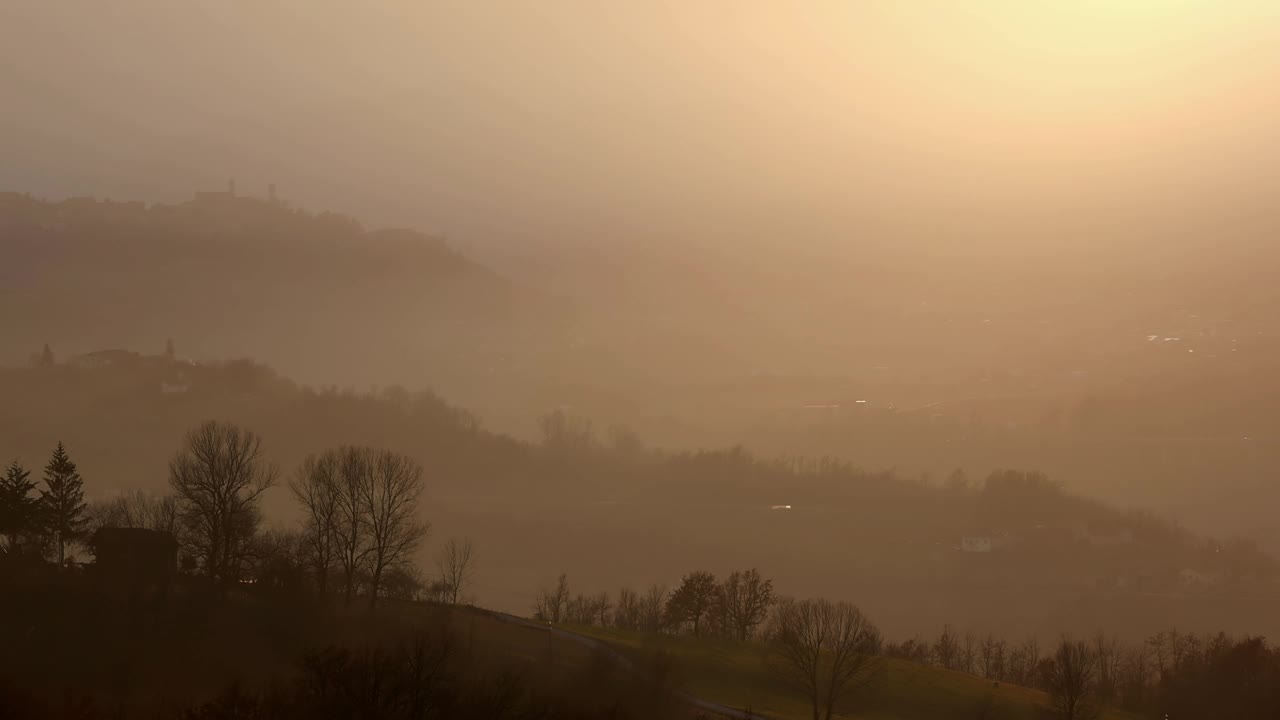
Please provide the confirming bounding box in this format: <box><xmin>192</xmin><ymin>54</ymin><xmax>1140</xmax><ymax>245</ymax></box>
<box><xmin>6</xmin><ymin>6</ymin><xmax>1280</xmax><ymax>717</ymax></box>
<box><xmin>7</xmin><ymin>2</ymin><xmax>1280</xmax><ymax>268</ymax></box>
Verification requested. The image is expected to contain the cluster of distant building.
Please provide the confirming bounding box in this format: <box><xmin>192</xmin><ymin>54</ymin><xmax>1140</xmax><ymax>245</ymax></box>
<box><xmin>0</xmin><ymin>181</ymin><xmax>290</xmax><ymax>237</ymax></box>
<box><xmin>193</xmin><ymin>179</ymin><xmax>279</xmax><ymax>205</ymax></box>
<box><xmin>30</xmin><ymin>340</ymin><xmax>195</xmax><ymax>395</ymax></box>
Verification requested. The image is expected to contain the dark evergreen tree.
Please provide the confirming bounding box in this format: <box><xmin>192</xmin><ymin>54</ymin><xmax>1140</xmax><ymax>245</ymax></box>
<box><xmin>39</xmin><ymin>443</ymin><xmax>87</xmax><ymax>566</ymax></box>
<box><xmin>0</xmin><ymin>460</ymin><xmax>39</xmax><ymax>553</ymax></box>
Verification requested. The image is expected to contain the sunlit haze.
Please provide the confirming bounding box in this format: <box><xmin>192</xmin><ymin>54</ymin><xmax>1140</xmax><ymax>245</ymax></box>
<box><xmin>6</xmin><ymin>2</ymin><xmax>1280</xmax><ymax>258</ymax></box>
<box><xmin>4</xmin><ymin>5</ymin><xmax>1280</xmax><ymax>719</ymax></box>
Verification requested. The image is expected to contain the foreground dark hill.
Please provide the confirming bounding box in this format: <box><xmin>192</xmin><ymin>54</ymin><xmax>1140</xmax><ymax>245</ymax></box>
<box><xmin>0</xmin><ymin>575</ymin><xmax>692</xmax><ymax>720</ymax></box>
<box><xmin>1</xmin><ymin>360</ymin><xmax>1276</xmax><ymax>643</ymax></box>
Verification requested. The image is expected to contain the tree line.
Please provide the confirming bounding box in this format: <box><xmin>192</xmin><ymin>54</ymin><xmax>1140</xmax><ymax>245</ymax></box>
<box><xmin>8</xmin><ymin>359</ymin><xmax>1267</xmax><ymax>602</ymax></box>
<box><xmin>2</xmin><ymin>420</ymin><xmax>475</xmax><ymax>610</ymax></box>
<box><xmin>889</xmin><ymin>624</ymin><xmax>1280</xmax><ymax>719</ymax></box>
<box><xmin>534</xmin><ymin>569</ymin><xmax>1280</xmax><ymax>720</ymax></box>
<box><xmin>533</xmin><ymin>568</ymin><xmax>776</xmax><ymax>642</ymax></box>
<box><xmin>533</xmin><ymin>569</ymin><xmax>883</xmax><ymax>720</ymax></box>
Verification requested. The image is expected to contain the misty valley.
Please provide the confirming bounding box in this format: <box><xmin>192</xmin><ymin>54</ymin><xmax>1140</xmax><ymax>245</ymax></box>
<box><xmin>3</xmin><ymin>192</ymin><xmax>1280</xmax><ymax>719</ymax></box>
<box><xmin>7</xmin><ymin>3</ymin><xmax>1280</xmax><ymax>717</ymax></box>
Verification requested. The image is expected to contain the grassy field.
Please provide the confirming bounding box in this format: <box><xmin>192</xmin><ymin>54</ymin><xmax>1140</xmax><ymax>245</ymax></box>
<box><xmin>559</xmin><ymin>624</ymin><xmax>1137</xmax><ymax>720</ymax></box>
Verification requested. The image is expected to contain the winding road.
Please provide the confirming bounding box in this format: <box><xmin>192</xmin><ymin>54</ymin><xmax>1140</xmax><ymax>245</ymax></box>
<box><xmin>492</xmin><ymin>612</ymin><xmax>775</xmax><ymax>719</ymax></box>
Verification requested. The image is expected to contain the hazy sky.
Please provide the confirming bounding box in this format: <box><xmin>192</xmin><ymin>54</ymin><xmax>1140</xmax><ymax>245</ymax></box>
<box><xmin>4</xmin><ymin>1</ymin><xmax>1280</xmax><ymax>259</ymax></box>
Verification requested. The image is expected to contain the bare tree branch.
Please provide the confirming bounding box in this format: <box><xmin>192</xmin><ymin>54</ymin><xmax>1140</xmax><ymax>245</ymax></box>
<box><xmin>767</xmin><ymin>598</ymin><xmax>883</xmax><ymax>720</ymax></box>
<box><xmin>361</xmin><ymin>449</ymin><xmax>428</xmax><ymax>608</ymax></box>
<box><xmin>168</xmin><ymin>421</ymin><xmax>277</xmax><ymax>587</ymax></box>
<box><xmin>333</xmin><ymin>446</ymin><xmax>374</xmax><ymax>607</ymax></box>
<box><xmin>721</xmin><ymin>568</ymin><xmax>776</xmax><ymax>641</ymax></box>
<box><xmin>436</xmin><ymin>536</ymin><xmax>476</xmax><ymax>605</ymax></box>
<box><xmin>1044</xmin><ymin>637</ymin><xmax>1101</xmax><ymax>720</ymax></box>
<box><xmin>290</xmin><ymin>451</ymin><xmax>342</xmax><ymax>597</ymax></box>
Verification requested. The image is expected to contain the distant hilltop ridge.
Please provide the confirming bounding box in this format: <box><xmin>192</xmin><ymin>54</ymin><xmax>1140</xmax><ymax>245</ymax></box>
<box><xmin>0</xmin><ymin>189</ymin><xmax>455</xmax><ymax>256</ymax></box>
<box><xmin>0</xmin><ymin>187</ymin><xmax>568</xmax><ymax>392</ymax></box>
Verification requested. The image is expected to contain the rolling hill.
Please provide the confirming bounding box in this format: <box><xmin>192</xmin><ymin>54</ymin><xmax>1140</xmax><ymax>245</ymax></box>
<box><xmin>0</xmin><ymin>191</ymin><xmax>577</xmax><ymax>430</ymax></box>
<box><xmin>1</xmin><ymin>359</ymin><xmax>1276</xmax><ymax>645</ymax></box>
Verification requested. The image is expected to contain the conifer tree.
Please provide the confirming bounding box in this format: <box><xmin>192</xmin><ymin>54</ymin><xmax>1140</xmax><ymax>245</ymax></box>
<box><xmin>0</xmin><ymin>460</ymin><xmax>38</xmax><ymax>553</ymax></box>
<box><xmin>40</xmin><ymin>443</ymin><xmax>87</xmax><ymax>566</ymax></box>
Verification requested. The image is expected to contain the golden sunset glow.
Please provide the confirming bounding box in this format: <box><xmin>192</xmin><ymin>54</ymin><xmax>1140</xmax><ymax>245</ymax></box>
<box><xmin>6</xmin><ymin>1</ymin><xmax>1280</xmax><ymax>253</ymax></box>
<box><xmin>4</xmin><ymin>6</ymin><xmax>1280</xmax><ymax>715</ymax></box>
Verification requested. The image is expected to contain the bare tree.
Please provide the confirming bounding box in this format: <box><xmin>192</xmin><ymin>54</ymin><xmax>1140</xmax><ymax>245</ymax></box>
<box><xmin>552</xmin><ymin>573</ymin><xmax>571</xmax><ymax>622</ymax></box>
<box><xmin>767</xmin><ymin>598</ymin><xmax>883</xmax><ymax>720</ymax></box>
<box><xmin>250</xmin><ymin>528</ymin><xmax>305</xmax><ymax>592</ymax></box>
<box><xmin>362</xmin><ymin>449</ymin><xmax>428</xmax><ymax>608</ymax></box>
<box><xmin>614</xmin><ymin>586</ymin><xmax>641</xmax><ymax>630</ymax></box>
<box><xmin>1043</xmin><ymin>637</ymin><xmax>1100</xmax><ymax>720</ymax></box>
<box><xmin>334</xmin><ymin>446</ymin><xmax>373</xmax><ymax>607</ymax></box>
<box><xmin>535</xmin><ymin>573</ymin><xmax>572</xmax><ymax>623</ymax></box>
<box><xmin>640</xmin><ymin>582</ymin><xmax>667</xmax><ymax>633</ymax></box>
<box><xmin>567</xmin><ymin>593</ymin><xmax>594</xmax><ymax>625</ymax></box>
<box><xmin>290</xmin><ymin>451</ymin><xmax>341</xmax><ymax>596</ymax></box>
<box><xmin>980</xmin><ymin>634</ymin><xmax>1008</xmax><ymax>680</ymax></box>
<box><xmin>1145</xmin><ymin>631</ymin><xmax>1169</xmax><ymax>679</ymax></box>
<box><xmin>720</xmin><ymin>568</ymin><xmax>777</xmax><ymax>641</ymax></box>
<box><xmin>1092</xmin><ymin>632</ymin><xmax>1121</xmax><ymax>700</ymax></box>
<box><xmin>592</xmin><ymin>590</ymin><xmax>612</xmax><ymax>627</ymax></box>
<box><xmin>1167</xmin><ymin>629</ymin><xmax>1190</xmax><ymax>670</ymax></box>
<box><xmin>425</xmin><ymin>577</ymin><xmax>452</xmax><ymax>604</ymax></box>
<box><xmin>89</xmin><ymin>490</ymin><xmax>178</xmax><ymax>534</ymax></box>
<box><xmin>934</xmin><ymin>624</ymin><xmax>960</xmax><ymax>669</ymax></box>
<box><xmin>533</xmin><ymin>590</ymin><xmax>551</xmax><ymax>621</ymax></box>
<box><xmin>885</xmin><ymin>636</ymin><xmax>930</xmax><ymax>664</ymax></box>
<box><xmin>961</xmin><ymin>631</ymin><xmax>979</xmax><ymax>674</ymax></box>
<box><xmin>1009</xmin><ymin>636</ymin><xmax>1041</xmax><ymax>686</ymax></box>
<box><xmin>436</xmin><ymin>536</ymin><xmax>476</xmax><ymax>605</ymax></box>
<box><xmin>168</xmin><ymin>421</ymin><xmax>277</xmax><ymax>587</ymax></box>
<box><xmin>381</xmin><ymin>564</ymin><xmax>427</xmax><ymax>602</ymax></box>
<box><xmin>1118</xmin><ymin>644</ymin><xmax>1153</xmax><ymax>709</ymax></box>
